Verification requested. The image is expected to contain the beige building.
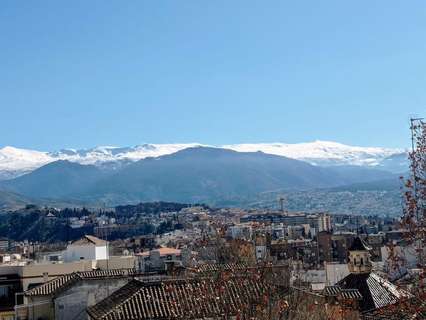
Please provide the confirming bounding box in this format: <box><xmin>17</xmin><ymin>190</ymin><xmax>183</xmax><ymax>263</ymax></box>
<box><xmin>16</xmin><ymin>269</ymin><xmax>135</xmax><ymax>320</ymax></box>
<box><xmin>136</xmin><ymin>247</ymin><xmax>194</xmax><ymax>273</ymax></box>
<box><xmin>0</xmin><ymin>235</ymin><xmax>136</xmax><ymax>320</ymax></box>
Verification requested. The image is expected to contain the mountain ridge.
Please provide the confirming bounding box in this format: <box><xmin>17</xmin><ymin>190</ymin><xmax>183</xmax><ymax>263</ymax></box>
<box><xmin>0</xmin><ymin>141</ymin><xmax>407</xmax><ymax>180</ymax></box>
<box><xmin>0</xmin><ymin>147</ymin><xmax>400</xmax><ymax>207</ymax></box>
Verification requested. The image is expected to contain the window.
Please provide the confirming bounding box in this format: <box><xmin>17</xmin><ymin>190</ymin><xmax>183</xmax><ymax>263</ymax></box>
<box><xmin>0</xmin><ymin>285</ymin><xmax>9</xmax><ymax>297</ymax></box>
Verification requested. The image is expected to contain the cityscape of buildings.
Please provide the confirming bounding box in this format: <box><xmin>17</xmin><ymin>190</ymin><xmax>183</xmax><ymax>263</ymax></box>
<box><xmin>2</xmin><ymin>2</ymin><xmax>426</xmax><ymax>319</ymax></box>
<box><xmin>0</xmin><ymin>203</ymin><xmax>421</xmax><ymax>320</ymax></box>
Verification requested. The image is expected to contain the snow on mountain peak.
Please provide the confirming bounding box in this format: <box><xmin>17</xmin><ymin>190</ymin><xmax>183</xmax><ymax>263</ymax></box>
<box><xmin>223</xmin><ymin>141</ymin><xmax>404</xmax><ymax>166</ymax></box>
<box><xmin>0</xmin><ymin>146</ymin><xmax>52</xmax><ymax>170</ymax></box>
<box><xmin>0</xmin><ymin>141</ymin><xmax>405</xmax><ymax>180</ymax></box>
<box><xmin>47</xmin><ymin>143</ymin><xmax>204</xmax><ymax>165</ymax></box>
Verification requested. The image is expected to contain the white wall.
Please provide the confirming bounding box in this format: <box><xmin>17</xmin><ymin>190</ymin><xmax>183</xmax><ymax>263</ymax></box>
<box><xmin>325</xmin><ymin>263</ymin><xmax>349</xmax><ymax>285</ymax></box>
<box><xmin>63</xmin><ymin>244</ymin><xmax>108</xmax><ymax>263</ymax></box>
<box><xmin>95</xmin><ymin>246</ymin><xmax>108</xmax><ymax>260</ymax></box>
<box><xmin>54</xmin><ymin>278</ymin><xmax>131</xmax><ymax>320</ymax></box>
<box><xmin>64</xmin><ymin>245</ymin><xmax>95</xmax><ymax>262</ymax></box>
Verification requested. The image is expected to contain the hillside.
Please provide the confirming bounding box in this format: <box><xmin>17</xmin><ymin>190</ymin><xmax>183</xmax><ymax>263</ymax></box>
<box><xmin>0</xmin><ymin>190</ymin><xmax>33</xmax><ymax>211</ymax></box>
<box><xmin>0</xmin><ymin>141</ymin><xmax>406</xmax><ymax>180</ymax></box>
<box><xmin>247</xmin><ymin>177</ymin><xmax>403</xmax><ymax>216</ymax></box>
<box><xmin>0</xmin><ymin>147</ymin><xmax>398</xmax><ymax>207</ymax></box>
<box><xmin>0</xmin><ymin>160</ymin><xmax>105</xmax><ymax>199</ymax></box>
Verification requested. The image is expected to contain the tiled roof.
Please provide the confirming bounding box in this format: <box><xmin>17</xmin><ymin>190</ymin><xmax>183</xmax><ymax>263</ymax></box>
<box><xmin>323</xmin><ymin>286</ymin><xmax>362</xmax><ymax>300</ymax></box>
<box><xmin>337</xmin><ymin>272</ymin><xmax>409</xmax><ymax>312</ymax></box>
<box><xmin>25</xmin><ymin>269</ymin><xmax>135</xmax><ymax>297</ymax></box>
<box><xmin>79</xmin><ymin>269</ymin><xmax>134</xmax><ymax>279</ymax></box>
<box><xmin>340</xmin><ymin>289</ymin><xmax>363</xmax><ymax>300</ymax></box>
<box><xmin>324</xmin><ymin>285</ymin><xmax>341</xmax><ymax>296</ymax></box>
<box><xmin>361</xmin><ymin>298</ymin><xmax>426</xmax><ymax>320</ymax></box>
<box><xmin>87</xmin><ymin>276</ymin><xmax>269</xmax><ymax>320</ymax></box>
<box><xmin>193</xmin><ymin>262</ymin><xmax>248</xmax><ymax>273</ymax></box>
<box><xmin>71</xmin><ymin>235</ymin><xmax>107</xmax><ymax>246</ymax></box>
<box><xmin>136</xmin><ymin>247</ymin><xmax>181</xmax><ymax>257</ymax></box>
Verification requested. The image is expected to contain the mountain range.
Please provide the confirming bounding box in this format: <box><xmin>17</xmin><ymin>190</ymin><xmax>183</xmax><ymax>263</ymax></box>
<box><xmin>0</xmin><ymin>141</ymin><xmax>407</xmax><ymax>180</ymax></box>
<box><xmin>0</xmin><ymin>143</ymin><xmax>407</xmax><ymax>211</ymax></box>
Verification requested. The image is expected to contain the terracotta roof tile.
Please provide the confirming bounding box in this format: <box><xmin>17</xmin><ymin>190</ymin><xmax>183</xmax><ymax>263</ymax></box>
<box><xmin>361</xmin><ymin>298</ymin><xmax>426</xmax><ymax>319</ymax></box>
<box><xmin>87</xmin><ymin>276</ymin><xmax>269</xmax><ymax>320</ymax></box>
<box><xmin>25</xmin><ymin>268</ymin><xmax>135</xmax><ymax>297</ymax></box>
<box><xmin>193</xmin><ymin>262</ymin><xmax>248</xmax><ymax>273</ymax></box>
<box><xmin>136</xmin><ymin>247</ymin><xmax>181</xmax><ymax>257</ymax></box>
<box><xmin>71</xmin><ymin>235</ymin><xmax>107</xmax><ymax>246</ymax></box>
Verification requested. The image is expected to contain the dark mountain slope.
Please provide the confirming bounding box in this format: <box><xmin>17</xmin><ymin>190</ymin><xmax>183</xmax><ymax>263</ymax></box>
<box><xmin>0</xmin><ymin>148</ymin><xmax>396</xmax><ymax>206</ymax></box>
<box><xmin>325</xmin><ymin>165</ymin><xmax>399</xmax><ymax>185</ymax></box>
<box><xmin>0</xmin><ymin>190</ymin><xmax>33</xmax><ymax>211</ymax></box>
<box><xmin>87</xmin><ymin>147</ymin><xmax>393</xmax><ymax>204</ymax></box>
<box><xmin>0</xmin><ymin>160</ymin><xmax>106</xmax><ymax>198</ymax></box>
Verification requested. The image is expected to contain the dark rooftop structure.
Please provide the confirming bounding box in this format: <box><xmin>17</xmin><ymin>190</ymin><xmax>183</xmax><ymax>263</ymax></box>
<box><xmin>349</xmin><ymin>237</ymin><xmax>371</xmax><ymax>251</ymax></box>
<box><xmin>324</xmin><ymin>285</ymin><xmax>363</xmax><ymax>300</ymax></box>
<box><xmin>336</xmin><ymin>272</ymin><xmax>408</xmax><ymax>312</ymax></box>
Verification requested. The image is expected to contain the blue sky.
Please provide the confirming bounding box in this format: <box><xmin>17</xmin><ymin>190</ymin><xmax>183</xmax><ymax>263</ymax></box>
<box><xmin>0</xmin><ymin>1</ymin><xmax>425</xmax><ymax>151</ymax></box>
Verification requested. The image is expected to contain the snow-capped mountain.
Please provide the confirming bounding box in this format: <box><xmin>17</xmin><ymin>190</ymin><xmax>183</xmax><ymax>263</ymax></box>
<box><xmin>0</xmin><ymin>146</ymin><xmax>53</xmax><ymax>180</ymax></box>
<box><xmin>224</xmin><ymin>141</ymin><xmax>405</xmax><ymax>167</ymax></box>
<box><xmin>0</xmin><ymin>141</ymin><xmax>407</xmax><ymax>180</ymax></box>
<box><xmin>49</xmin><ymin>143</ymin><xmax>204</xmax><ymax>165</ymax></box>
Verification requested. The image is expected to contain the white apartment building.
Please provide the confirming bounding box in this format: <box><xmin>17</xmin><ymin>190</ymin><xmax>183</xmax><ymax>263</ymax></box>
<box><xmin>63</xmin><ymin>235</ymin><xmax>108</xmax><ymax>262</ymax></box>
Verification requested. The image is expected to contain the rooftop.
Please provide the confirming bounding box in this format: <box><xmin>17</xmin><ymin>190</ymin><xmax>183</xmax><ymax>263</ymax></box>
<box><xmin>192</xmin><ymin>262</ymin><xmax>248</xmax><ymax>273</ymax></box>
<box><xmin>361</xmin><ymin>298</ymin><xmax>426</xmax><ymax>319</ymax></box>
<box><xmin>324</xmin><ymin>285</ymin><xmax>363</xmax><ymax>300</ymax></box>
<box><xmin>71</xmin><ymin>235</ymin><xmax>107</xmax><ymax>246</ymax></box>
<box><xmin>349</xmin><ymin>237</ymin><xmax>372</xmax><ymax>251</ymax></box>
<box><xmin>87</xmin><ymin>276</ymin><xmax>269</xmax><ymax>320</ymax></box>
<box><xmin>336</xmin><ymin>272</ymin><xmax>409</xmax><ymax>312</ymax></box>
<box><xmin>25</xmin><ymin>268</ymin><xmax>135</xmax><ymax>297</ymax></box>
<box><xmin>136</xmin><ymin>247</ymin><xmax>181</xmax><ymax>257</ymax></box>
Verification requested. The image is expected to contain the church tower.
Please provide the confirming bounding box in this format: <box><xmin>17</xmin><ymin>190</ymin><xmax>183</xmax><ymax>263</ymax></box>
<box><xmin>347</xmin><ymin>237</ymin><xmax>372</xmax><ymax>274</ymax></box>
<box><xmin>329</xmin><ymin>236</ymin><xmax>409</xmax><ymax>313</ymax></box>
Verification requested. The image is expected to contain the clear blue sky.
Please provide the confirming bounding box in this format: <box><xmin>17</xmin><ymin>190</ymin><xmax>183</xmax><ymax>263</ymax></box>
<box><xmin>1</xmin><ymin>1</ymin><xmax>425</xmax><ymax>151</ymax></box>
